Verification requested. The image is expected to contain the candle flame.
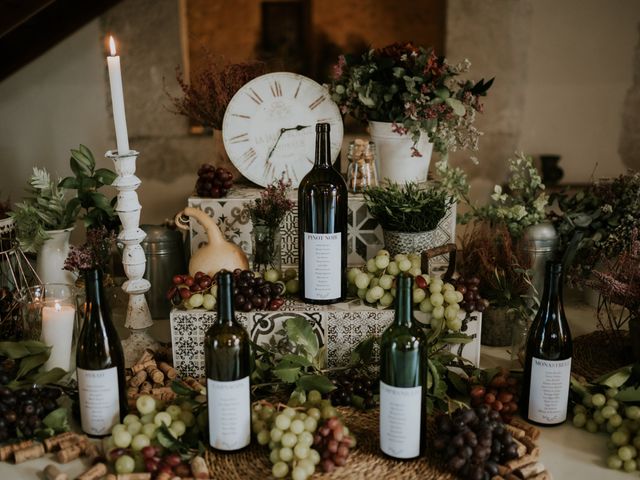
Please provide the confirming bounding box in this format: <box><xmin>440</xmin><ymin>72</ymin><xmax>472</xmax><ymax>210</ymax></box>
<box><xmin>54</xmin><ymin>302</ymin><xmax>62</xmax><ymax>312</ymax></box>
<box><xmin>109</xmin><ymin>36</ymin><xmax>117</xmax><ymax>56</ymax></box>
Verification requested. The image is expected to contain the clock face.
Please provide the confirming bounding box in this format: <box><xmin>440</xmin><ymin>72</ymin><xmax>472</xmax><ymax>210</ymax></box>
<box><xmin>222</xmin><ymin>72</ymin><xmax>344</xmax><ymax>188</ymax></box>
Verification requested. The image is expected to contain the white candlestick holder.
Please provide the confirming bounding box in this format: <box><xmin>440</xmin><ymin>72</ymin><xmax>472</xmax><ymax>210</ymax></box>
<box><xmin>106</xmin><ymin>149</ymin><xmax>159</xmax><ymax>366</ymax></box>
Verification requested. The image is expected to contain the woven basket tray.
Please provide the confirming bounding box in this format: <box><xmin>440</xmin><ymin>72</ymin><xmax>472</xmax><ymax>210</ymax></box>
<box><xmin>572</xmin><ymin>330</ymin><xmax>632</xmax><ymax>381</ymax></box>
<box><xmin>205</xmin><ymin>407</ymin><xmax>454</xmax><ymax>480</ymax></box>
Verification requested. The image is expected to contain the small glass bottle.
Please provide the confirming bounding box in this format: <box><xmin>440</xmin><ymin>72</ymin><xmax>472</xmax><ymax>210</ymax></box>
<box><xmin>347</xmin><ymin>140</ymin><xmax>378</xmax><ymax>193</ymax></box>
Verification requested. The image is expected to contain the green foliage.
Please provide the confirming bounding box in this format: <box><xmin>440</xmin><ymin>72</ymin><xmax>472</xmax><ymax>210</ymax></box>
<box><xmin>551</xmin><ymin>172</ymin><xmax>640</xmax><ymax>281</ymax></box>
<box><xmin>463</xmin><ymin>153</ymin><xmax>548</xmax><ymax>238</ymax></box>
<box><xmin>58</xmin><ymin>145</ymin><xmax>119</xmax><ymax>231</ymax></box>
<box><xmin>10</xmin><ymin>168</ymin><xmax>77</xmax><ymax>253</ymax></box>
<box><xmin>364</xmin><ymin>181</ymin><xmax>453</xmax><ymax>233</ymax></box>
<box><xmin>0</xmin><ymin>340</ymin><xmax>68</xmax><ymax>388</ymax></box>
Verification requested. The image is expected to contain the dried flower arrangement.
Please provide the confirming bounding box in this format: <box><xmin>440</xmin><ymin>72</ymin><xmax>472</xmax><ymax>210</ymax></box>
<box><xmin>328</xmin><ymin>42</ymin><xmax>493</xmax><ymax>155</ymax></box>
<box><xmin>168</xmin><ymin>59</ymin><xmax>266</xmax><ymax>130</ymax></box>
<box><xmin>245</xmin><ymin>177</ymin><xmax>294</xmax><ymax>228</ymax></box>
<box><xmin>458</xmin><ymin>222</ymin><xmax>532</xmax><ymax>310</ymax></box>
<box><xmin>64</xmin><ymin>226</ymin><xmax>116</xmax><ymax>274</ymax></box>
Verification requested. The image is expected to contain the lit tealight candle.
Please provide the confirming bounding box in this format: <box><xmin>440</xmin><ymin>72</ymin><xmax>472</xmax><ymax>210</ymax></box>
<box><xmin>107</xmin><ymin>35</ymin><xmax>130</xmax><ymax>155</ymax></box>
<box><xmin>42</xmin><ymin>302</ymin><xmax>75</xmax><ymax>371</ymax></box>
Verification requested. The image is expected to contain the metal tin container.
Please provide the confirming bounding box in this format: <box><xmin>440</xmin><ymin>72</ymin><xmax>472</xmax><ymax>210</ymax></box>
<box><xmin>141</xmin><ymin>225</ymin><xmax>187</xmax><ymax>319</ymax></box>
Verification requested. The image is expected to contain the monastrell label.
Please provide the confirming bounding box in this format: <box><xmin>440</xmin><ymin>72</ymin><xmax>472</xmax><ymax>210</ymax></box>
<box><xmin>379</xmin><ymin>381</ymin><xmax>422</xmax><ymax>458</ymax></box>
<box><xmin>77</xmin><ymin>367</ymin><xmax>120</xmax><ymax>436</ymax></box>
<box><xmin>208</xmin><ymin>376</ymin><xmax>251</xmax><ymax>450</ymax></box>
<box><xmin>528</xmin><ymin>357</ymin><xmax>572</xmax><ymax>424</ymax></box>
<box><xmin>304</xmin><ymin>232</ymin><xmax>341</xmax><ymax>300</ymax></box>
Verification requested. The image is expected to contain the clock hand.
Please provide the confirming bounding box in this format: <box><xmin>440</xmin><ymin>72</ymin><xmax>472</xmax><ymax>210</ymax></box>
<box><xmin>265</xmin><ymin>125</ymin><xmax>311</xmax><ymax>162</ymax></box>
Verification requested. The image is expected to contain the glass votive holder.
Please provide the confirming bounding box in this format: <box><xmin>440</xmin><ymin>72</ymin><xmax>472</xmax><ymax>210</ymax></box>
<box><xmin>347</xmin><ymin>140</ymin><xmax>378</xmax><ymax>193</ymax></box>
<box><xmin>21</xmin><ymin>283</ymin><xmax>78</xmax><ymax>372</ymax></box>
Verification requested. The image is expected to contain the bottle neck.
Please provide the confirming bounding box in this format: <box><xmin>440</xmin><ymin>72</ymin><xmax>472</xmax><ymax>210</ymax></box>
<box><xmin>84</xmin><ymin>269</ymin><xmax>104</xmax><ymax>305</ymax></box>
<box><xmin>314</xmin><ymin>128</ymin><xmax>332</xmax><ymax>168</ymax></box>
<box><xmin>540</xmin><ymin>262</ymin><xmax>563</xmax><ymax>313</ymax></box>
<box><xmin>216</xmin><ymin>273</ymin><xmax>235</xmax><ymax>325</ymax></box>
<box><xmin>394</xmin><ymin>274</ymin><xmax>413</xmax><ymax>327</ymax></box>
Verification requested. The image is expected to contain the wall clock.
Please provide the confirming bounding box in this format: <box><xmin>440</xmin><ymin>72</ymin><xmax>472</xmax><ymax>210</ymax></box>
<box><xmin>222</xmin><ymin>72</ymin><xmax>344</xmax><ymax>188</ymax></box>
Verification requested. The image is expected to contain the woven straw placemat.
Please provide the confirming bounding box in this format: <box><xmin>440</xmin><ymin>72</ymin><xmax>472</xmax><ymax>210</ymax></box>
<box><xmin>205</xmin><ymin>407</ymin><xmax>454</xmax><ymax>480</ymax></box>
<box><xmin>572</xmin><ymin>330</ymin><xmax>631</xmax><ymax>381</ymax></box>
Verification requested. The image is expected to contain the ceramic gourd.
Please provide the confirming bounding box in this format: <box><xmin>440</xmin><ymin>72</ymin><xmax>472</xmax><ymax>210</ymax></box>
<box><xmin>175</xmin><ymin>207</ymin><xmax>249</xmax><ymax>276</ymax></box>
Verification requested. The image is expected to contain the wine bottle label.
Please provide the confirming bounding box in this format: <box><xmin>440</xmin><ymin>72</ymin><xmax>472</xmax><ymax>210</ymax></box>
<box><xmin>77</xmin><ymin>367</ymin><xmax>121</xmax><ymax>436</ymax></box>
<box><xmin>528</xmin><ymin>357</ymin><xmax>572</xmax><ymax>424</ymax></box>
<box><xmin>303</xmin><ymin>232</ymin><xmax>341</xmax><ymax>300</ymax></box>
<box><xmin>379</xmin><ymin>381</ymin><xmax>422</xmax><ymax>458</ymax></box>
<box><xmin>207</xmin><ymin>376</ymin><xmax>251</xmax><ymax>450</ymax></box>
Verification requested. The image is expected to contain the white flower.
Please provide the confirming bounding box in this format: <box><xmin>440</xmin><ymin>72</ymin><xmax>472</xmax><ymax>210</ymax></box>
<box><xmin>513</xmin><ymin>205</ymin><xmax>528</xmax><ymax>220</ymax></box>
<box><xmin>602</xmin><ymin>204</ymin><xmax>613</xmax><ymax>214</ymax></box>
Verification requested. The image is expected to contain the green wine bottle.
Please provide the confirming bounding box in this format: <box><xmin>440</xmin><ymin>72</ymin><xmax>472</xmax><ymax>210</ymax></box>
<box><xmin>379</xmin><ymin>273</ymin><xmax>426</xmax><ymax>459</ymax></box>
<box><xmin>205</xmin><ymin>270</ymin><xmax>251</xmax><ymax>451</ymax></box>
<box><xmin>76</xmin><ymin>268</ymin><xmax>127</xmax><ymax>437</ymax></box>
<box><xmin>298</xmin><ymin>122</ymin><xmax>348</xmax><ymax>304</ymax></box>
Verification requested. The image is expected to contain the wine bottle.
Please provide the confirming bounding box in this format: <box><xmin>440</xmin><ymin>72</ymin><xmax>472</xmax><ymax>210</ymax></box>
<box><xmin>298</xmin><ymin>122</ymin><xmax>348</xmax><ymax>304</ymax></box>
<box><xmin>379</xmin><ymin>273</ymin><xmax>426</xmax><ymax>459</ymax></box>
<box><xmin>521</xmin><ymin>260</ymin><xmax>573</xmax><ymax>425</ymax></box>
<box><xmin>76</xmin><ymin>268</ymin><xmax>127</xmax><ymax>437</ymax></box>
<box><xmin>205</xmin><ymin>270</ymin><xmax>251</xmax><ymax>451</ymax></box>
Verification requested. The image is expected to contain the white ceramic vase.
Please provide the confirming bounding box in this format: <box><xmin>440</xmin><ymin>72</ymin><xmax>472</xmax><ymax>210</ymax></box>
<box><xmin>36</xmin><ymin>228</ymin><xmax>75</xmax><ymax>285</ymax></box>
<box><xmin>368</xmin><ymin>121</ymin><xmax>433</xmax><ymax>184</ymax></box>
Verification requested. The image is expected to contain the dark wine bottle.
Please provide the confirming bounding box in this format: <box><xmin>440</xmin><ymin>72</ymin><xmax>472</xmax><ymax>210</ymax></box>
<box><xmin>521</xmin><ymin>260</ymin><xmax>573</xmax><ymax>426</ymax></box>
<box><xmin>205</xmin><ymin>270</ymin><xmax>251</xmax><ymax>451</ymax></box>
<box><xmin>298</xmin><ymin>122</ymin><xmax>348</xmax><ymax>304</ymax></box>
<box><xmin>76</xmin><ymin>268</ymin><xmax>127</xmax><ymax>437</ymax></box>
<box><xmin>379</xmin><ymin>273</ymin><xmax>426</xmax><ymax>459</ymax></box>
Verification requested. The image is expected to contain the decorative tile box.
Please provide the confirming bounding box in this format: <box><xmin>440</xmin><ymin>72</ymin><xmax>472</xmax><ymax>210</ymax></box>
<box><xmin>170</xmin><ymin>299</ymin><xmax>481</xmax><ymax>378</ymax></box>
<box><xmin>187</xmin><ymin>185</ymin><xmax>456</xmax><ymax>268</ymax></box>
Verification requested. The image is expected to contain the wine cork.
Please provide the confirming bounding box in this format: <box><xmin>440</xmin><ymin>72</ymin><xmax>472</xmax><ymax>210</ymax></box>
<box><xmin>516</xmin><ymin>462</ymin><xmax>545</xmax><ymax>478</ymax></box>
<box><xmin>155</xmin><ymin>472</ymin><xmax>173</xmax><ymax>480</ymax></box>
<box><xmin>77</xmin><ymin>462</ymin><xmax>107</xmax><ymax>480</ymax></box>
<box><xmin>58</xmin><ymin>434</ymin><xmax>87</xmax><ymax>451</ymax></box>
<box><xmin>191</xmin><ymin>455</ymin><xmax>209</xmax><ymax>479</ymax></box>
<box><xmin>505</xmin><ymin>424</ymin><xmax>527</xmax><ymax>440</ymax></box>
<box><xmin>44</xmin><ymin>432</ymin><xmax>77</xmax><ymax>452</ymax></box>
<box><xmin>44</xmin><ymin>464</ymin><xmax>68</xmax><ymax>480</ymax></box>
<box><xmin>129</xmin><ymin>369</ymin><xmax>148</xmax><ymax>388</ymax></box>
<box><xmin>114</xmin><ymin>474</ymin><xmax>152</xmax><ymax>480</ymax></box>
<box><xmin>146</xmin><ymin>365</ymin><xmax>164</xmax><ymax>384</ymax></box>
<box><xmin>529</xmin><ymin>472</ymin><xmax>552</xmax><ymax>480</ymax></box>
<box><xmin>506</xmin><ymin>453</ymin><xmax>540</xmax><ymax>471</ymax></box>
<box><xmin>510</xmin><ymin>419</ymin><xmax>540</xmax><ymax>440</ymax></box>
<box><xmin>520</xmin><ymin>436</ymin><xmax>540</xmax><ymax>456</ymax></box>
<box><xmin>513</xmin><ymin>438</ymin><xmax>528</xmax><ymax>457</ymax></box>
<box><xmin>14</xmin><ymin>443</ymin><xmax>45</xmax><ymax>463</ymax></box>
<box><xmin>56</xmin><ymin>445</ymin><xmax>83</xmax><ymax>463</ymax></box>
<box><xmin>140</xmin><ymin>381</ymin><xmax>152</xmax><ymax>394</ymax></box>
<box><xmin>127</xmin><ymin>386</ymin><xmax>139</xmax><ymax>399</ymax></box>
<box><xmin>83</xmin><ymin>441</ymin><xmax>101</xmax><ymax>460</ymax></box>
<box><xmin>0</xmin><ymin>440</ymin><xmax>34</xmax><ymax>461</ymax></box>
<box><xmin>158</xmin><ymin>361</ymin><xmax>178</xmax><ymax>380</ymax></box>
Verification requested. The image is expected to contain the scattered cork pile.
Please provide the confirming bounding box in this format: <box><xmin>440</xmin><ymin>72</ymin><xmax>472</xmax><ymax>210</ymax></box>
<box><xmin>126</xmin><ymin>349</ymin><xmax>179</xmax><ymax>407</ymax></box>
<box><xmin>495</xmin><ymin>419</ymin><xmax>552</xmax><ymax>480</ymax></box>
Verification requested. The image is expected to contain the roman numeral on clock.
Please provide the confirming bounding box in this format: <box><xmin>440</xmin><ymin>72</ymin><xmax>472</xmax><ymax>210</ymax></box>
<box><xmin>294</xmin><ymin>80</ymin><xmax>302</xmax><ymax>98</ymax></box>
<box><xmin>228</xmin><ymin>133</ymin><xmax>249</xmax><ymax>144</ymax></box>
<box><xmin>241</xmin><ymin>148</ymin><xmax>257</xmax><ymax>167</ymax></box>
<box><xmin>246</xmin><ymin>88</ymin><xmax>263</xmax><ymax>105</ymax></box>
<box><xmin>270</xmin><ymin>81</ymin><xmax>283</xmax><ymax>97</ymax></box>
<box><xmin>308</xmin><ymin>95</ymin><xmax>326</xmax><ymax>110</ymax></box>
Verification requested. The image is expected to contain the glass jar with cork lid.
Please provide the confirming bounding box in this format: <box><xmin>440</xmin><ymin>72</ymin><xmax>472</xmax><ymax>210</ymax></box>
<box><xmin>347</xmin><ymin>139</ymin><xmax>378</xmax><ymax>193</ymax></box>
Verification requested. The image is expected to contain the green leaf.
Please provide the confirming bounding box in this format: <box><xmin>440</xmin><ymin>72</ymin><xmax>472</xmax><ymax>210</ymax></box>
<box><xmin>58</xmin><ymin>177</ymin><xmax>79</xmax><ymax>189</ymax></box>
<box><xmin>42</xmin><ymin>407</ymin><xmax>70</xmax><ymax>433</ymax></box>
<box><xmin>445</xmin><ymin>97</ymin><xmax>466</xmax><ymax>116</ymax></box>
<box><xmin>94</xmin><ymin>168</ymin><xmax>117</xmax><ymax>186</ymax></box>
<box><xmin>88</xmin><ymin>192</ymin><xmax>112</xmax><ymax>210</ymax></box>
<box><xmin>70</xmin><ymin>156</ymin><xmax>91</xmax><ymax>178</ymax></box>
<box><xmin>594</xmin><ymin>365</ymin><xmax>632</xmax><ymax>388</ymax></box>
<box><xmin>171</xmin><ymin>380</ymin><xmax>195</xmax><ymax>396</ymax></box>
<box><xmin>288</xmin><ymin>387</ymin><xmax>307</xmax><ymax>406</ymax></box>
<box><xmin>434</xmin><ymin>87</ymin><xmax>450</xmax><ymax>99</ymax></box>
<box><xmin>296</xmin><ymin>374</ymin><xmax>336</xmax><ymax>394</ymax></box>
<box><xmin>280</xmin><ymin>354</ymin><xmax>312</xmax><ymax>368</ymax></box>
<box><xmin>30</xmin><ymin>368</ymin><xmax>67</xmax><ymax>386</ymax></box>
<box><xmin>448</xmin><ymin>370</ymin><xmax>468</xmax><ymax>395</ymax></box>
<box><xmin>0</xmin><ymin>340</ymin><xmax>50</xmax><ymax>359</ymax></box>
<box><xmin>272</xmin><ymin>365</ymin><xmax>302</xmax><ymax>384</ymax></box>
<box><xmin>157</xmin><ymin>424</ymin><xmax>180</xmax><ymax>449</ymax></box>
<box><xmin>78</xmin><ymin>144</ymin><xmax>96</xmax><ymax>171</ymax></box>
<box><xmin>350</xmin><ymin>336</ymin><xmax>376</xmax><ymax>365</ymax></box>
<box><xmin>440</xmin><ymin>333</ymin><xmax>473</xmax><ymax>344</ymax></box>
<box><xmin>16</xmin><ymin>351</ymin><xmax>50</xmax><ymax>379</ymax></box>
<box><xmin>70</xmin><ymin>147</ymin><xmax>94</xmax><ymax>175</ymax></box>
<box><xmin>284</xmin><ymin>317</ymin><xmax>319</xmax><ymax>358</ymax></box>
<box><xmin>616</xmin><ymin>387</ymin><xmax>640</xmax><ymax>403</ymax></box>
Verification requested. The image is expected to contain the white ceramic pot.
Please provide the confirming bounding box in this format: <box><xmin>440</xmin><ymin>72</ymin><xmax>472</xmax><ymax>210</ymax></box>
<box><xmin>368</xmin><ymin>121</ymin><xmax>433</xmax><ymax>184</ymax></box>
<box><xmin>36</xmin><ymin>228</ymin><xmax>75</xmax><ymax>285</ymax></box>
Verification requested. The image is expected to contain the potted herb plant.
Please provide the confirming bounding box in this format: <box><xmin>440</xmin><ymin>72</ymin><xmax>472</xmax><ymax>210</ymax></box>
<box><xmin>10</xmin><ymin>168</ymin><xmax>78</xmax><ymax>284</ymax></box>
<box><xmin>245</xmin><ymin>178</ymin><xmax>294</xmax><ymax>272</ymax></box>
<box><xmin>329</xmin><ymin>42</ymin><xmax>492</xmax><ymax>184</ymax></box>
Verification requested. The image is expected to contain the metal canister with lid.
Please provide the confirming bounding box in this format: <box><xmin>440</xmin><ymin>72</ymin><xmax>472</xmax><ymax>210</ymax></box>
<box><xmin>141</xmin><ymin>225</ymin><xmax>187</xmax><ymax>319</ymax></box>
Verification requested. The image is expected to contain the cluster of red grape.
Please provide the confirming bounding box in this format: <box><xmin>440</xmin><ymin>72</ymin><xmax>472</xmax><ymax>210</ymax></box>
<box><xmin>451</xmin><ymin>277</ymin><xmax>489</xmax><ymax>313</ymax></box>
<box><xmin>0</xmin><ymin>385</ymin><xmax>62</xmax><ymax>442</ymax></box>
<box><xmin>231</xmin><ymin>269</ymin><xmax>285</xmax><ymax>312</ymax></box>
<box><xmin>313</xmin><ymin>417</ymin><xmax>355</xmax><ymax>473</ymax></box>
<box><xmin>434</xmin><ymin>405</ymin><xmax>519</xmax><ymax>480</ymax></box>
<box><xmin>0</xmin><ymin>356</ymin><xmax>17</xmax><ymax>386</ymax></box>
<box><xmin>469</xmin><ymin>369</ymin><xmax>520</xmax><ymax>423</ymax></box>
<box><xmin>329</xmin><ymin>371</ymin><xmax>377</xmax><ymax>409</ymax></box>
<box><xmin>167</xmin><ymin>272</ymin><xmax>216</xmax><ymax>310</ymax></box>
<box><xmin>195</xmin><ymin>164</ymin><xmax>233</xmax><ymax>198</ymax></box>
<box><xmin>141</xmin><ymin>446</ymin><xmax>192</xmax><ymax>478</ymax></box>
